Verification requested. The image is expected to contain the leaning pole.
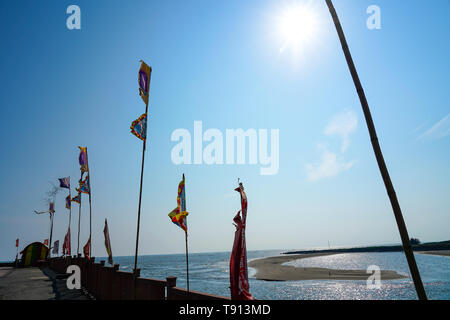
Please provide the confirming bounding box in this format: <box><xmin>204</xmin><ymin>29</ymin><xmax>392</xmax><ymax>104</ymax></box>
<box><xmin>325</xmin><ymin>0</ymin><xmax>427</xmax><ymax>300</ymax></box>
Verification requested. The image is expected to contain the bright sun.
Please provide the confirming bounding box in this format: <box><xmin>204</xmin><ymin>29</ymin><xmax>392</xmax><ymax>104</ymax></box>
<box><xmin>276</xmin><ymin>3</ymin><xmax>320</xmax><ymax>54</ymax></box>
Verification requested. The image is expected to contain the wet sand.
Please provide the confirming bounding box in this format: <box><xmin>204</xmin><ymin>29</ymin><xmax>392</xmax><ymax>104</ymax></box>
<box><xmin>248</xmin><ymin>253</ymin><xmax>407</xmax><ymax>281</ymax></box>
<box><xmin>418</xmin><ymin>250</ymin><xmax>450</xmax><ymax>257</ymax></box>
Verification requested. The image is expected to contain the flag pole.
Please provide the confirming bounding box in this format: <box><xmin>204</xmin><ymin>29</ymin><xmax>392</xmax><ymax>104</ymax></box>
<box><xmin>86</xmin><ymin>148</ymin><xmax>93</xmax><ymax>259</ymax></box>
<box><xmin>325</xmin><ymin>0</ymin><xmax>427</xmax><ymax>300</ymax></box>
<box><xmin>184</xmin><ymin>174</ymin><xmax>189</xmax><ymax>293</ymax></box>
<box><xmin>68</xmin><ymin>187</ymin><xmax>72</xmax><ymax>256</ymax></box>
<box><xmin>48</xmin><ymin>212</ymin><xmax>54</xmax><ymax>258</ymax></box>
<box><xmin>133</xmin><ymin>64</ymin><xmax>152</xmax><ymax>298</ymax></box>
<box><xmin>76</xmin><ymin>172</ymin><xmax>83</xmax><ymax>256</ymax></box>
<box><xmin>77</xmin><ymin>190</ymin><xmax>82</xmax><ymax>256</ymax></box>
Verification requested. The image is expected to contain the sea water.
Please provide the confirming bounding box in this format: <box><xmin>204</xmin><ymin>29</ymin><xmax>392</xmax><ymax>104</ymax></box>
<box><xmin>103</xmin><ymin>251</ymin><xmax>450</xmax><ymax>300</ymax></box>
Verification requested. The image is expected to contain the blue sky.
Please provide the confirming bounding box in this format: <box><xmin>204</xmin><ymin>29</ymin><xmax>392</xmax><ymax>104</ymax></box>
<box><xmin>0</xmin><ymin>0</ymin><xmax>449</xmax><ymax>261</ymax></box>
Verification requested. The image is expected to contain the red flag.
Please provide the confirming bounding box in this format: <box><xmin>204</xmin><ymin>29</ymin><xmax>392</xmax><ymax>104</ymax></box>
<box><xmin>62</xmin><ymin>228</ymin><xmax>71</xmax><ymax>256</ymax></box>
<box><xmin>83</xmin><ymin>237</ymin><xmax>91</xmax><ymax>259</ymax></box>
<box><xmin>44</xmin><ymin>239</ymin><xmax>49</xmax><ymax>246</ymax></box>
<box><xmin>15</xmin><ymin>239</ymin><xmax>19</xmax><ymax>247</ymax></box>
<box><xmin>229</xmin><ymin>182</ymin><xmax>254</xmax><ymax>300</ymax></box>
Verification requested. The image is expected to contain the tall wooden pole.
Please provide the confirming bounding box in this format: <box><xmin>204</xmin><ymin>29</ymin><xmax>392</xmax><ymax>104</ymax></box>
<box><xmin>325</xmin><ymin>0</ymin><xmax>427</xmax><ymax>300</ymax></box>
<box><xmin>133</xmin><ymin>65</ymin><xmax>152</xmax><ymax>299</ymax></box>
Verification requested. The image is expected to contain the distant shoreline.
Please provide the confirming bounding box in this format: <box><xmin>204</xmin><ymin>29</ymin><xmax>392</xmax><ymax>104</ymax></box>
<box><xmin>283</xmin><ymin>240</ymin><xmax>450</xmax><ymax>256</ymax></box>
<box><xmin>248</xmin><ymin>252</ymin><xmax>407</xmax><ymax>281</ymax></box>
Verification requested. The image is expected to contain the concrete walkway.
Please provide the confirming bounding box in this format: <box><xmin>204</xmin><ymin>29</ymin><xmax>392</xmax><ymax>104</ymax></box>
<box><xmin>0</xmin><ymin>266</ymin><xmax>89</xmax><ymax>300</ymax></box>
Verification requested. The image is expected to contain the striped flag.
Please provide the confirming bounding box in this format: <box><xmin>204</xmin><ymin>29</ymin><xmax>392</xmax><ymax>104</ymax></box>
<box><xmin>168</xmin><ymin>174</ymin><xmax>188</xmax><ymax>232</ymax></box>
<box><xmin>62</xmin><ymin>228</ymin><xmax>71</xmax><ymax>256</ymax></box>
<box><xmin>58</xmin><ymin>177</ymin><xmax>70</xmax><ymax>189</ymax></box>
<box><xmin>52</xmin><ymin>240</ymin><xmax>59</xmax><ymax>254</ymax></box>
<box><xmin>230</xmin><ymin>182</ymin><xmax>254</xmax><ymax>300</ymax></box>
<box><xmin>138</xmin><ymin>61</ymin><xmax>152</xmax><ymax>105</ymax></box>
<box><xmin>83</xmin><ymin>237</ymin><xmax>90</xmax><ymax>259</ymax></box>
<box><xmin>103</xmin><ymin>219</ymin><xmax>113</xmax><ymax>265</ymax></box>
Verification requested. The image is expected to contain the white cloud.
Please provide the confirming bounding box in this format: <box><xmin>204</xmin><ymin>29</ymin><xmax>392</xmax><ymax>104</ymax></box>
<box><xmin>324</xmin><ymin>110</ymin><xmax>358</xmax><ymax>152</ymax></box>
<box><xmin>306</xmin><ymin>147</ymin><xmax>356</xmax><ymax>182</ymax></box>
<box><xmin>418</xmin><ymin>114</ymin><xmax>450</xmax><ymax>140</ymax></box>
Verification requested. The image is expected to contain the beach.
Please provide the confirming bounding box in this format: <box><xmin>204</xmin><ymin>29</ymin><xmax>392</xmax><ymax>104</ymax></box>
<box><xmin>418</xmin><ymin>250</ymin><xmax>450</xmax><ymax>257</ymax></box>
<box><xmin>248</xmin><ymin>253</ymin><xmax>408</xmax><ymax>281</ymax></box>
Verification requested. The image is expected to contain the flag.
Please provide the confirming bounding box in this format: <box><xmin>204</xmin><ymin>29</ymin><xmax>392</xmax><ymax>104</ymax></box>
<box><xmin>15</xmin><ymin>239</ymin><xmax>19</xmax><ymax>247</ymax></box>
<box><xmin>49</xmin><ymin>202</ymin><xmax>55</xmax><ymax>213</ymax></box>
<box><xmin>230</xmin><ymin>182</ymin><xmax>254</xmax><ymax>300</ymax></box>
<box><xmin>52</xmin><ymin>240</ymin><xmax>59</xmax><ymax>254</ymax></box>
<box><xmin>62</xmin><ymin>228</ymin><xmax>71</xmax><ymax>256</ymax></box>
<box><xmin>44</xmin><ymin>239</ymin><xmax>48</xmax><ymax>246</ymax></box>
<box><xmin>79</xmin><ymin>175</ymin><xmax>90</xmax><ymax>195</ymax></box>
<box><xmin>138</xmin><ymin>60</ymin><xmax>152</xmax><ymax>105</ymax></box>
<box><xmin>83</xmin><ymin>237</ymin><xmax>90</xmax><ymax>259</ymax></box>
<box><xmin>58</xmin><ymin>177</ymin><xmax>70</xmax><ymax>189</ymax></box>
<box><xmin>71</xmin><ymin>193</ymin><xmax>81</xmax><ymax>204</ymax></box>
<box><xmin>103</xmin><ymin>219</ymin><xmax>113</xmax><ymax>265</ymax></box>
<box><xmin>130</xmin><ymin>113</ymin><xmax>147</xmax><ymax>141</ymax></box>
<box><xmin>78</xmin><ymin>146</ymin><xmax>89</xmax><ymax>173</ymax></box>
<box><xmin>168</xmin><ymin>174</ymin><xmax>188</xmax><ymax>232</ymax></box>
<box><xmin>65</xmin><ymin>195</ymin><xmax>71</xmax><ymax>209</ymax></box>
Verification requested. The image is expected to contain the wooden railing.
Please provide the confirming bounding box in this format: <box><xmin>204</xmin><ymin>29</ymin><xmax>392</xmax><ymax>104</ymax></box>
<box><xmin>48</xmin><ymin>256</ymin><xmax>230</xmax><ymax>300</ymax></box>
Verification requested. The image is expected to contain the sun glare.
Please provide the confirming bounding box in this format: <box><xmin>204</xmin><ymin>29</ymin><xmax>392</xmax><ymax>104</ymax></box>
<box><xmin>276</xmin><ymin>3</ymin><xmax>320</xmax><ymax>54</ymax></box>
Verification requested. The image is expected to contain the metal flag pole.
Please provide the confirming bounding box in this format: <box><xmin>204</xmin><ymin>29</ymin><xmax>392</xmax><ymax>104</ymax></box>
<box><xmin>85</xmin><ymin>148</ymin><xmax>93</xmax><ymax>258</ymax></box>
<box><xmin>134</xmin><ymin>67</ymin><xmax>152</xmax><ymax>273</ymax></box>
<box><xmin>68</xmin><ymin>186</ymin><xmax>72</xmax><ymax>256</ymax></box>
<box><xmin>77</xmin><ymin>185</ymin><xmax>82</xmax><ymax>256</ymax></box>
<box><xmin>325</xmin><ymin>0</ymin><xmax>427</xmax><ymax>300</ymax></box>
<box><xmin>183</xmin><ymin>174</ymin><xmax>190</xmax><ymax>293</ymax></box>
<box><xmin>133</xmin><ymin>63</ymin><xmax>152</xmax><ymax>299</ymax></box>
<box><xmin>49</xmin><ymin>212</ymin><xmax>54</xmax><ymax>258</ymax></box>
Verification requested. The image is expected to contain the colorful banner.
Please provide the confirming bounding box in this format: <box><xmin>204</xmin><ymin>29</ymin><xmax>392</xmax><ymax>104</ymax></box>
<box><xmin>44</xmin><ymin>239</ymin><xmax>48</xmax><ymax>246</ymax></box>
<box><xmin>58</xmin><ymin>177</ymin><xmax>70</xmax><ymax>189</ymax></box>
<box><xmin>71</xmin><ymin>193</ymin><xmax>81</xmax><ymax>204</ymax></box>
<box><xmin>168</xmin><ymin>174</ymin><xmax>188</xmax><ymax>232</ymax></box>
<box><xmin>65</xmin><ymin>195</ymin><xmax>71</xmax><ymax>209</ymax></box>
<box><xmin>62</xmin><ymin>228</ymin><xmax>71</xmax><ymax>256</ymax></box>
<box><xmin>79</xmin><ymin>175</ymin><xmax>90</xmax><ymax>195</ymax></box>
<box><xmin>130</xmin><ymin>113</ymin><xmax>147</xmax><ymax>141</ymax></box>
<box><xmin>138</xmin><ymin>60</ymin><xmax>152</xmax><ymax>105</ymax></box>
<box><xmin>83</xmin><ymin>237</ymin><xmax>90</xmax><ymax>259</ymax></box>
<box><xmin>78</xmin><ymin>146</ymin><xmax>88</xmax><ymax>173</ymax></box>
<box><xmin>103</xmin><ymin>219</ymin><xmax>113</xmax><ymax>265</ymax></box>
<box><xmin>229</xmin><ymin>182</ymin><xmax>254</xmax><ymax>300</ymax></box>
<box><xmin>52</xmin><ymin>240</ymin><xmax>59</xmax><ymax>254</ymax></box>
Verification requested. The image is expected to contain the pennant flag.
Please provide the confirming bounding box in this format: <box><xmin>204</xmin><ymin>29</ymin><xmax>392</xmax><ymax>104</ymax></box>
<box><xmin>52</xmin><ymin>240</ymin><xmax>59</xmax><ymax>254</ymax></box>
<box><xmin>62</xmin><ymin>228</ymin><xmax>71</xmax><ymax>256</ymax></box>
<box><xmin>83</xmin><ymin>237</ymin><xmax>90</xmax><ymax>259</ymax></box>
<box><xmin>168</xmin><ymin>174</ymin><xmax>188</xmax><ymax>232</ymax></box>
<box><xmin>130</xmin><ymin>113</ymin><xmax>147</xmax><ymax>141</ymax></box>
<box><xmin>230</xmin><ymin>182</ymin><xmax>254</xmax><ymax>300</ymax></box>
<box><xmin>78</xmin><ymin>146</ymin><xmax>89</xmax><ymax>173</ymax></box>
<box><xmin>103</xmin><ymin>219</ymin><xmax>113</xmax><ymax>265</ymax></box>
<box><xmin>71</xmin><ymin>193</ymin><xmax>81</xmax><ymax>204</ymax></box>
<box><xmin>44</xmin><ymin>239</ymin><xmax>49</xmax><ymax>246</ymax></box>
<box><xmin>49</xmin><ymin>202</ymin><xmax>55</xmax><ymax>213</ymax></box>
<box><xmin>58</xmin><ymin>177</ymin><xmax>70</xmax><ymax>189</ymax></box>
<box><xmin>79</xmin><ymin>175</ymin><xmax>90</xmax><ymax>195</ymax></box>
<box><xmin>65</xmin><ymin>195</ymin><xmax>71</xmax><ymax>210</ymax></box>
<box><xmin>16</xmin><ymin>238</ymin><xmax>19</xmax><ymax>247</ymax></box>
<box><xmin>138</xmin><ymin>60</ymin><xmax>152</xmax><ymax>105</ymax></box>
